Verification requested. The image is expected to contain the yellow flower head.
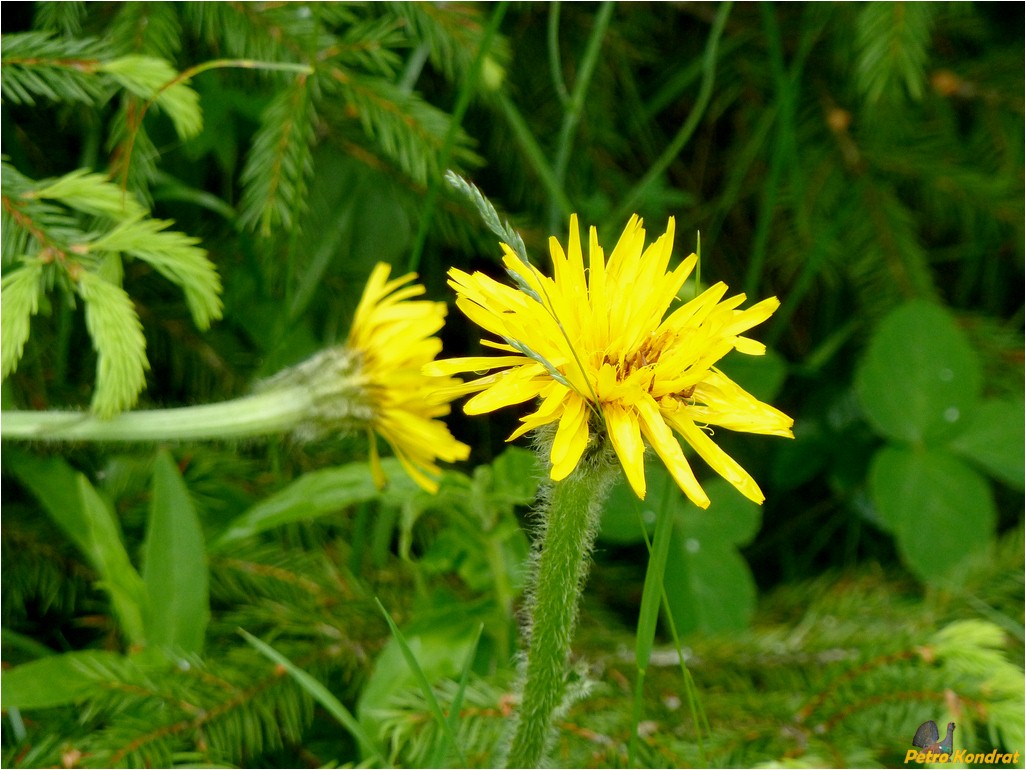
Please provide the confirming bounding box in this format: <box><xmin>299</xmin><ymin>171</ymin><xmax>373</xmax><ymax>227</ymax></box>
<box><xmin>427</xmin><ymin>215</ymin><xmax>793</xmax><ymax>508</ymax></box>
<box><xmin>348</xmin><ymin>263</ymin><xmax>470</xmax><ymax>493</ymax></box>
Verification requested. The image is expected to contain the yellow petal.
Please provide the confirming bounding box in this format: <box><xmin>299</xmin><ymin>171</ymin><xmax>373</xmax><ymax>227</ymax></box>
<box><xmin>464</xmin><ymin>366</ymin><xmax>548</xmax><ymax>414</ymax></box>
<box><xmin>636</xmin><ymin>397</ymin><xmax>710</xmax><ymax>509</ymax></box>
<box><xmin>604</xmin><ymin>404</ymin><xmax>647</xmax><ymax>499</ymax></box>
<box><xmin>550</xmin><ymin>394</ymin><xmax>589</xmax><ymax>480</ymax></box>
<box><xmin>669</xmin><ymin>412</ymin><xmax>765</xmax><ymax>504</ymax></box>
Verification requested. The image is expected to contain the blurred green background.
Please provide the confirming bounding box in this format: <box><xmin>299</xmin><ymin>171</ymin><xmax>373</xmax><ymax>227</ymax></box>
<box><xmin>2</xmin><ymin>3</ymin><xmax>1023</xmax><ymax>768</ymax></box>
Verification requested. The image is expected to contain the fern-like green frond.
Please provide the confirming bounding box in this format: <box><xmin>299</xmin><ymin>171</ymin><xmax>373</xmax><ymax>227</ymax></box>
<box><xmin>238</xmin><ymin>73</ymin><xmax>318</xmax><ymax>236</ymax></box>
<box><xmin>32</xmin><ymin>1</ymin><xmax>87</xmax><ymax>37</ymax></box>
<box><xmin>387</xmin><ymin>2</ymin><xmax>507</xmax><ymax>85</ymax></box>
<box><xmin>323</xmin><ymin>70</ymin><xmax>481</xmax><ymax>185</ymax></box>
<box><xmin>107</xmin><ymin>1</ymin><xmax>184</xmax><ymax>61</ymax></box>
<box><xmin>75</xmin><ymin>269</ymin><xmax>150</xmax><ymax>417</ymax></box>
<box><xmin>183</xmin><ymin>2</ymin><xmax>337</xmax><ymax>64</ymax></box>
<box><xmin>50</xmin><ymin>648</ymin><xmax>318</xmax><ymax>768</ymax></box>
<box><xmin>1</xmin><ymin>261</ymin><xmax>45</xmax><ymax>380</ymax></box>
<box><xmin>30</xmin><ymin>168</ymin><xmax>147</xmax><ymax>219</ymax></box>
<box><xmin>106</xmin><ymin>101</ymin><xmax>161</xmax><ymax>206</ymax></box>
<box><xmin>99</xmin><ymin>55</ymin><xmax>203</xmax><ymax>141</ymax></box>
<box><xmin>0</xmin><ymin>31</ymin><xmax>110</xmax><ymax>106</ymax></box>
<box><xmin>87</xmin><ymin>216</ymin><xmax>223</xmax><ymax>330</ymax></box>
<box><xmin>855</xmin><ymin>2</ymin><xmax>935</xmax><ymax>103</ymax></box>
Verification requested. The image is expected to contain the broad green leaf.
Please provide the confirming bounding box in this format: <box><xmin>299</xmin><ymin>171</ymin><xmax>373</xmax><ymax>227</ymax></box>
<box><xmin>869</xmin><ymin>446</ymin><xmax>996</xmax><ymax>583</ymax></box>
<box><xmin>213</xmin><ymin>458</ymin><xmax>417</xmax><ymax>548</ymax></box>
<box><xmin>664</xmin><ymin>477</ymin><xmax>761</xmax><ymax>634</ymax></box>
<box><xmin>76</xmin><ymin>475</ymin><xmax>149</xmax><ymax>644</ymax></box>
<box><xmin>855</xmin><ymin>301</ymin><xmax>982</xmax><ymax>445</ymax></box>
<box><xmin>599</xmin><ymin>472</ymin><xmax>656</xmax><ymax>545</ymax></box>
<box><xmin>142</xmin><ymin>450</ymin><xmax>210</xmax><ymax>654</ymax></box>
<box><xmin>947</xmin><ymin>399</ymin><xmax>1025</xmax><ymax>490</ymax></box>
<box><xmin>4</xmin><ymin>450</ymin><xmax>89</xmax><ymax>556</ymax></box>
<box><xmin>490</xmin><ymin>446</ymin><xmax>542</xmax><ymax>505</ymax></box>
<box><xmin>1</xmin><ymin>261</ymin><xmax>43</xmax><ymax>380</ymax></box>
<box><xmin>602</xmin><ymin>465</ymin><xmax>761</xmax><ymax>633</ymax></box>
<box><xmin>6</xmin><ymin>450</ymin><xmax>148</xmax><ymax>644</ymax></box>
<box><xmin>0</xmin><ymin>651</ymin><xmax>123</xmax><ymax>709</ymax></box>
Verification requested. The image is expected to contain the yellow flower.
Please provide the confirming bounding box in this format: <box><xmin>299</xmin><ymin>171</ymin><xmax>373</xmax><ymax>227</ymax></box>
<box><xmin>426</xmin><ymin>215</ymin><xmax>793</xmax><ymax>508</ymax></box>
<box><xmin>349</xmin><ymin>263</ymin><xmax>470</xmax><ymax>493</ymax></box>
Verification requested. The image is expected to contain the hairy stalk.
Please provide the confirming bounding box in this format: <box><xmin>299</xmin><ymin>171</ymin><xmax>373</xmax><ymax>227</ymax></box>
<box><xmin>504</xmin><ymin>434</ymin><xmax>618</xmax><ymax>769</ymax></box>
<box><xmin>0</xmin><ymin>347</ymin><xmax>369</xmax><ymax>443</ymax></box>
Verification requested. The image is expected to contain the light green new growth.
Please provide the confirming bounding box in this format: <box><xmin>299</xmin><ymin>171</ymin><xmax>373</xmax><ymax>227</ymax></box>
<box><xmin>1</xmin><ymin>161</ymin><xmax>223</xmax><ymax>416</ymax></box>
<box><xmin>99</xmin><ymin>54</ymin><xmax>204</xmax><ymax>140</ymax></box>
<box><xmin>76</xmin><ymin>270</ymin><xmax>151</xmax><ymax>418</ymax></box>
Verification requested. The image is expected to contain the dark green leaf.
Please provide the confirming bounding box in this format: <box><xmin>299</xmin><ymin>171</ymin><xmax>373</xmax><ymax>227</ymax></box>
<box><xmin>490</xmin><ymin>446</ymin><xmax>542</xmax><ymax>505</ymax></box>
<box><xmin>76</xmin><ymin>475</ymin><xmax>149</xmax><ymax>644</ymax></box>
<box><xmin>947</xmin><ymin>399</ymin><xmax>1025</xmax><ymax>490</ymax></box>
<box><xmin>856</xmin><ymin>300</ymin><xmax>982</xmax><ymax>445</ymax></box>
<box><xmin>869</xmin><ymin>445</ymin><xmax>996</xmax><ymax>583</ymax></box>
<box><xmin>0</xmin><ymin>651</ymin><xmax>123</xmax><ymax>709</ymax></box>
<box><xmin>213</xmin><ymin>458</ymin><xmax>418</xmax><ymax>548</ymax></box>
<box><xmin>602</xmin><ymin>465</ymin><xmax>761</xmax><ymax>633</ymax></box>
<box><xmin>6</xmin><ymin>450</ymin><xmax>148</xmax><ymax>644</ymax></box>
<box><xmin>142</xmin><ymin>450</ymin><xmax>210</xmax><ymax>654</ymax></box>
<box><xmin>664</xmin><ymin>478</ymin><xmax>761</xmax><ymax>634</ymax></box>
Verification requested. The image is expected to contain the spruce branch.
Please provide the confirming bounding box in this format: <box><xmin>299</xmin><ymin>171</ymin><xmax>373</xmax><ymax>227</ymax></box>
<box><xmin>76</xmin><ymin>269</ymin><xmax>150</xmax><ymax>418</ymax></box>
<box><xmin>386</xmin><ymin>2</ymin><xmax>507</xmax><ymax>86</ymax></box>
<box><xmin>325</xmin><ymin>70</ymin><xmax>481</xmax><ymax>185</ymax></box>
<box><xmin>85</xmin><ymin>216</ymin><xmax>223</xmax><ymax>331</ymax></box>
<box><xmin>29</xmin><ymin>167</ymin><xmax>147</xmax><ymax>219</ymax></box>
<box><xmin>855</xmin><ymin>2</ymin><xmax>935</xmax><ymax>104</ymax></box>
<box><xmin>0</xmin><ymin>262</ymin><xmax>44</xmax><ymax>380</ymax></box>
<box><xmin>100</xmin><ymin>55</ymin><xmax>203</xmax><ymax>141</ymax></box>
<box><xmin>107</xmin><ymin>2</ymin><xmax>184</xmax><ymax>61</ymax></box>
<box><xmin>33</xmin><ymin>1</ymin><xmax>87</xmax><ymax>37</ymax></box>
<box><xmin>239</xmin><ymin>73</ymin><xmax>318</xmax><ymax>236</ymax></box>
<box><xmin>0</xmin><ymin>31</ymin><xmax>109</xmax><ymax>106</ymax></box>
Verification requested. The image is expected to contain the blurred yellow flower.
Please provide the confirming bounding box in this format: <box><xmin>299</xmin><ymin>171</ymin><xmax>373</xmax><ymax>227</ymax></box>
<box><xmin>349</xmin><ymin>263</ymin><xmax>470</xmax><ymax>493</ymax></box>
<box><xmin>426</xmin><ymin>215</ymin><xmax>793</xmax><ymax>508</ymax></box>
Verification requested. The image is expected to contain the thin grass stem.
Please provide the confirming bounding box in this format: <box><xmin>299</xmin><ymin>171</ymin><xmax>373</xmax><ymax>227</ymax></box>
<box><xmin>609</xmin><ymin>2</ymin><xmax>732</xmax><ymax>227</ymax></box>
<box><xmin>547</xmin><ymin>1</ymin><xmax>615</xmax><ymax>232</ymax></box>
<box><xmin>407</xmin><ymin>2</ymin><xmax>509</xmax><ymax>272</ymax></box>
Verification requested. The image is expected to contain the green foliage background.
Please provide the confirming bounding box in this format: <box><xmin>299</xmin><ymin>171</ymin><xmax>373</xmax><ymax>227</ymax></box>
<box><xmin>1</xmin><ymin>2</ymin><xmax>1023</xmax><ymax>768</ymax></box>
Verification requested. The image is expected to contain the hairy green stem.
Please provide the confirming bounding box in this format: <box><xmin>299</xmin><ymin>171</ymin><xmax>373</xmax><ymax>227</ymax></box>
<box><xmin>505</xmin><ymin>446</ymin><xmax>618</xmax><ymax>769</ymax></box>
<box><xmin>1</xmin><ymin>347</ymin><xmax>368</xmax><ymax>443</ymax></box>
<box><xmin>1</xmin><ymin>389</ymin><xmax>310</xmax><ymax>442</ymax></box>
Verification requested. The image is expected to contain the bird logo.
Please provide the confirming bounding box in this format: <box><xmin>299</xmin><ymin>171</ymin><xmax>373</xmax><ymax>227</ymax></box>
<box><xmin>912</xmin><ymin>720</ymin><xmax>956</xmax><ymax>756</ymax></box>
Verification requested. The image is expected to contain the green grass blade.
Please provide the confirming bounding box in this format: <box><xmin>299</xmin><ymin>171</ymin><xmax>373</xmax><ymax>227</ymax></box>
<box><xmin>427</xmin><ymin>622</ymin><xmax>483</xmax><ymax>768</ymax></box>
<box><xmin>375</xmin><ymin>598</ymin><xmax>468</xmax><ymax>767</ymax></box>
<box><xmin>628</xmin><ymin>482</ymin><xmax>675</xmax><ymax>767</ymax></box>
<box><xmin>238</xmin><ymin>628</ymin><xmax>386</xmax><ymax>766</ymax></box>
